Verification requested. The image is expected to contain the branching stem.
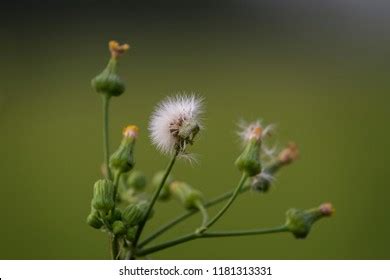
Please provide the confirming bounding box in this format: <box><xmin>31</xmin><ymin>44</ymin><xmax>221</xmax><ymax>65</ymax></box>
<box><xmin>136</xmin><ymin>225</ymin><xmax>288</xmax><ymax>257</ymax></box>
<box><xmin>204</xmin><ymin>173</ymin><xmax>248</xmax><ymax>229</ymax></box>
<box><xmin>138</xmin><ymin>178</ymin><xmax>251</xmax><ymax>248</ymax></box>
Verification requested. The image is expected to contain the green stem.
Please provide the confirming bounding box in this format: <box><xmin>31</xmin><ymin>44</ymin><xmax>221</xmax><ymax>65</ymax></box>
<box><xmin>101</xmin><ymin>94</ymin><xmax>114</xmax><ymax>259</ymax></box>
<box><xmin>136</xmin><ymin>225</ymin><xmax>288</xmax><ymax>257</ymax></box>
<box><xmin>205</xmin><ymin>173</ymin><xmax>248</xmax><ymax>229</ymax></box>
<box><xmin>194</xmin><ymin>200</ymin><xmax>209</xmax><ymax>229</ymax></box>
<box><xmin>132</xmin><ymin>150</ymin><xmax>179</xmax><ymax>247</ymax></box>
<box><xmin>138</xmin><ymin>210</ymin><xmax>195</xmax><ymax>248</ymax></box>
<box><xmin>111</xmin><ymin>235</ymin><xmax>119</xmax><ymax>260</ymax></box>
<box><xmin>138</xmin><ymin>162</ymin><xmax>282</xmax><ymax>248</ymax></box>
<box><xmin>110</xmin><ymin>172</ymin><xmax>122</xmax><ymax>260</ymax></box>
<box><xmin>138</xmin><ymin>182</ymin><xmax>251</xmax><ymax>248</ymax></box>
<box><xmin>202</xmin><ymin>225</ymin><xmax>288</xmax><ymax>237</ymax></box>
<box><xmin>102</xmin><ymin>94</ymin><xmax>111</xmax><ymax>180</ymax></box>
<box><xmin>112</xmin><ymin>171</ymin><xmax>121</xmax><ymax>203</ymax></box>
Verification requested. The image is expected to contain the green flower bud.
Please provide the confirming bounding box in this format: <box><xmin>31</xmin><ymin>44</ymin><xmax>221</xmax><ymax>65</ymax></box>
<box><xmin>91</xmin><ymin>59</ymin><xmax>125</xmax><ymax>97</ymax></box>
<box><xmin>86</xmin><ymin>211</ymin><xmax>103</xmax><ymax>229</ymax></box>
<box><xmin>91</xmin><ymin>179</ymin><xmax>115</xmax><ymax>213</ymax></box>
<box><xmin>91</xmin><ymin>41</ymin><xmax>129</xmax><ymax>98</ymax></box>
<box><xmin>122</xmin><ymin>204</ymin><xmax>143</xmax><ymax>227</ymax></box>
<box><xmin>286</xmin><ymin>203</ymin><xmax>335</xmax><ymax>239</ymax></box>
<box><xmin>152</xmin><ymin>170</ymin><xmax>174</xmax><ymax>201</ymax></box>
<box><xmin>235</xmin><ymin>138</ymin><xmax>262</xmax><ymax>177</ymax></box>
<box><xmin>122</xmin><ymin>201</ymin><xmax>151</xmax><ymax>227</ymax></box>
<box><xmin>122</xmin><ymin>170</ymin><xmax>147</xmax><ymax>192</ymax></box>
<box><xmin>126</xmin><ymin>226</ymin><xmax>137</xmax><ymax>242</ymax></box>
<box><xmin>109</xmin><ymin>208</ymin><xmax>122</xmax><ymax>223</ymax></box>
<box><xmin>110</xmin><ymin>125</ymin><xmax>138</xmax><ymax>175</ymax></box>
<box><xmin>112</xmin><ymin>220</ymin><xmax>126</xmax><ymax>235</ymax></box>
<box><xmin>170</xmin><ymin>181</ymin><xmax>203</xmax><ymax>210</ymax></box>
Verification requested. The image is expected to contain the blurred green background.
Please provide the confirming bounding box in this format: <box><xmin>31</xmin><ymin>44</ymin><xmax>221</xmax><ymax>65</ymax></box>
<box><xmin>1</xmin><ymin>1</ymin><xmax>389</xmax><ymax>259</ymax></box>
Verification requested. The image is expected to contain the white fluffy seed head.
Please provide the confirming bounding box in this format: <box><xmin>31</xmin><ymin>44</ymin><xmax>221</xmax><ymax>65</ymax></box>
<box><xmin>149</xmin><ymin>94</ymin><xmax>204</xmax><ymax>156</ymax></box>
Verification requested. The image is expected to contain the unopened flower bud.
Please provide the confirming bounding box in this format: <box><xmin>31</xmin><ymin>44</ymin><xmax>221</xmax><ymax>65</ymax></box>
<box><xmin>235</xmin><ymin>137</ymin><xmax>262</xmax><ymax>176</ymax></box>
<box><xmin>109</xmin><ymin>208</ymin><xmax>122</xmax><ymax>223</ymax></box>
<box><xmin>86</xmin><ymin>210</ymin><xmax>103</xmax><ymax>229</ymax></box>
<box><xmin>109</xmin><ymin>125</ymin><xmax>138</xmax><ymax>175</ymax></box>
<box><xmin>285</xmin><ymin>202</ymin><xmax>335</xmax><ymax>239</ymax></box>
<box><xmin>278</xmin><ymin>142</ymin><xmax>299</xmax><ymax>165</ymax></box>
<box><xmin>91</xmin><ymin>41</ymin><xmax>129</xmax><ymax>97</ymax></box>
<box><xmin>112</xmin><ymin>220</ymin><xmax>126</xmax><ymax>235</ymax></box>
<box><xmin>170</xmin><ymin>181</ymin><xmax>203</xmax><ymax>210</ymax></box>
<box><xmin>122</xmin><ymin>170</ymin><xmax>147</xmax><ymax>192</ymax></box>
<box><xmin>122</xmin><ymin>200</ymin><xmax>151</xmax><ymax>227</ymax></box>
<box><xmin>126</xmin><ymin>226</ymin><xmax>137</xmax><ymax>242</ymax></box>
<box><xmin>152</xmin><ymin>171</ymin><xmax>174</xmax><ymax>200</ymax></box>
<box><xmin>91</xmin><ymin>179</ymin><xmax>115</xmax><ymax>213</ymax></box>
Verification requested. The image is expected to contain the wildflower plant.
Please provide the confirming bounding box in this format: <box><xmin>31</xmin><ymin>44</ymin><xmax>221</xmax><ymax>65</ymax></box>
<box><xmin>87</xmin><ymin>40</ymin><xmax>334</xmax><ymax>260</ymax></box>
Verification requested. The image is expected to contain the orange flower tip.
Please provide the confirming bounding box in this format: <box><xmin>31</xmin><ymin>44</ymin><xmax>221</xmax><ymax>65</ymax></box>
<box><xmin>250</xmin><ymin>126</ymin><xmax>263</xmax><ymax>141</ymax></box>
<box><xmin>278</xmin><ymin>142</ymin><xmax>299</xmax><ymax>164</ymax></box>
<box><xmin>319</xmin><ymin>202</ymin><xmax>335</xmax><ymax>216</ymax></box>
<box><xmin>123</xmin><ymin>125</ymin><xmax>139</xmax><ymax>138</ymax></box>
<box><xmin>109</xmin><ymin>40</ymin><xmax>130</xmax><ymax>58</ymax></box>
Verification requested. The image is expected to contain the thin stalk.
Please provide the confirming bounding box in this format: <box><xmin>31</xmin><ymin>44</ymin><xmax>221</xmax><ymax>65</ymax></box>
<box><xmin>194</xmin><ymin>200</ymin><xmax>209</xmax><ymax>229</ymax></box>
<box><xmin>101</xmin><ymin>94</ymin><xmax>114</xmax><ymax>259</ymax></box>
<box><xmin>138</xmin><ymin>182</ymin><xmax>251</xmax><ymax>248</ymax></box>
<box><xmin>138</xmin><ymin>210</ymin><xmax>196</xmax><ymax>248</ymax></box>
<box><xmin>137</xmin><ymin>233</ymin><xmax>196</xmax><ymax>257</ymax></box>
<box><xmin>204</xmin><ymin>173</ymin><xmax>248</xmax><ymax>229</ymax></box>
<box><xmin>112</xmin><ymin>171</ymin><xmax>121</xmax><ymax>203</ymax></box>
<box><xmin>110</xmin><ymin>171</ymin><xmax>121</xmax><ymax>259</ymax></box>
<box><xmin>111</xmin><ymin>235</ymin><xmax>119</xmax><ymax>260</ymax></box>
<box><xmin>144</xmin><ymin>161</ymin><xmax>283</xmax><ymax>245</ymax></box>
<box><xmin>202</xmin><ymin>225</ymin><xmax>288</xmax><ymax>237</ymax></box>
<box><xmin>136</xmin><ymin>225</ymin><xmax>288</xmax><ymax>257</ymax></box>
<box><xmin>205</xmin><ymin>186</ymin><xmax>250</xmax><ymax>207</ymax></box>
<box><xmin>102</xmin><ymin>94</ymin><xmax>111</xmax><ymax>180</ymax></box>
<box><xmin>132</xmin><ymin>150</ymin><xmax>179</xmax><ymax>247</ymax></box>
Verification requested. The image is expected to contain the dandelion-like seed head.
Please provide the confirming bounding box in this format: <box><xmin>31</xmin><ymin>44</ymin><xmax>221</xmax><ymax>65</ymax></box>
<box><xmin>149</xmin><ymin>94</ymin><xmax>203</xmax><ymax>157</ymax></box>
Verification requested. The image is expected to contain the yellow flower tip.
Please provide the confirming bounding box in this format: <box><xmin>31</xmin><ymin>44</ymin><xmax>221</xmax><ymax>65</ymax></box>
<box><xmin>123</xmin><ymin>125</ymin><xmax>139</xmax><ymax>138</ymax></box>
<box><xmin>169</xmin><ymin>181</ymin><xmax>180</xmax><ymax>192</ymax></box>
<box><xmin>278</xmin><ymin>142</ymin><xmax>299</xmax><ymax>165</ymax></box>
<box><xmin>319</xmin><ymin>202</ymin><xmax>335</xmax><ymax>216</ymax></box>
<box><xmin>109</xmin><ymin>40</ymin><xmax>130</xmax><ymax>59</ymax></box>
